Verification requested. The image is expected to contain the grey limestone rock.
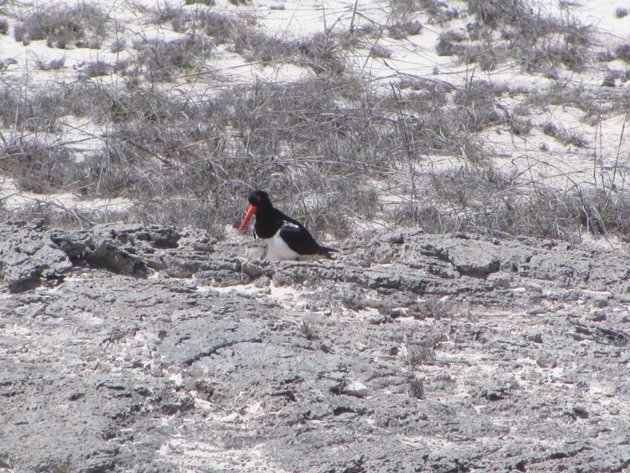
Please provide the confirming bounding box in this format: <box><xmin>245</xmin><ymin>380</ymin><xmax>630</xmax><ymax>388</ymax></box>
<box><xmin>1</xmin><ymin>224</ymin><xmax>628</xmax><ymax>472</ymax></box>
<box><xmin>0</xmin><ymin>225</ymin><xmax>72</xmax><ymax>292</ymax></box>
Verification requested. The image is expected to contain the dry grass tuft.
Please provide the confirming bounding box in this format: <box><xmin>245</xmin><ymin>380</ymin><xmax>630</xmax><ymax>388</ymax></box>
<box><xmin>615</xmin><ymin>44</ymin><xmax>630</xmax><ymax>63</ymax></box>
<box><xmin>542</xmin><ymin>122</ymin><xmax>588</xmax><ymax>148</ymax></box>
<box><xmin>390</xmin><ymin>0</ymin><xmax>457</xmax><ymax>23</ymax></box>
<box><xmin>0</xmin><ymin>83</ymin><xmax>111</xmax><ymax>132</ymax></box>
<box><xmin>185</xmin><ymin>0</ymin><xmax>215</xmax><ymax>5</ymax></box>
<box><xmin>146</xmin><ymin>8</ymin><xmax>350</xmax><ymax>75</ymax></box>
<box><xmin>415</xmin><ymin>163</ymin><xmax>630</xmax><ymax>240</ymax></box>
<box><xmin>13</xmin><ymin>2</ymin><xmax>108</xmax><ymax>49</ymax></box>
<box><xmin>435</xmin><ymin>0</ymin><xmax>596</xmax><ymax>73</ymax></box>
<box><xmin>0</xmin><ymin>138</ymin><xmax>78</xmax><ymax>193</ymax></box>
<box><xmin>129</xmin><ymin>35</ymin><xmax>214</xmax><ymax>82</ymax></box>
<box><xmin>388</xmin><ymin>20</ymin><xmax>423</xmax><ymax>39</ymax></box>
<box><xmin>36</xmin><ymin>57</ymin><xmax>65</xmax><ymax>71</ymax></box>
<box><xmin>78</xmin><ymin>60</ymin><xmax>114</xmax><ymax>79</ymax></box>
<box><xmin>615</xmin><ymin>7</ymin><xmax>628</xmax><ymax>19</ymax></box>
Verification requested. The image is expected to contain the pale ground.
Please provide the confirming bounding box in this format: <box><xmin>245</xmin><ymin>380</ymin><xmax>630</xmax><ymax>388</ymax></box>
<box><xmin>0</xmin><ymin>0</ymin><xmax>628</xmax><ymax>213</ymax></box>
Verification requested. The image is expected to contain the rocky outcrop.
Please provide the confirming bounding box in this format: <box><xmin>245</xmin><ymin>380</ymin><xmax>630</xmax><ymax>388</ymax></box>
<box><xmin>0</xmin><ymin>223</ymin><xmax>185</xmax><ymax>291</ymax></box>
<box><xmin>0</xmin><ymin>224</ymin><xmax>628</xmax><ymax>472</ymax></box>
<box><xmin>0</xmin><ymin>223</ymin><xmax>72</xmax><ymax>292</ymax></box>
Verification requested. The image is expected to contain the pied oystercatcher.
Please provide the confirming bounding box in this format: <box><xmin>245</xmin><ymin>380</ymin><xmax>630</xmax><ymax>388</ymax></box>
<box><xmin>238</xmin><ymin>190</ymin><xmax>337</xmax><ymax>261</ymax></box>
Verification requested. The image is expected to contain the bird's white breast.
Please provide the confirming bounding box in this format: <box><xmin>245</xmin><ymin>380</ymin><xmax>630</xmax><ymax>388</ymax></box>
<box><xmin>263</xmin><ymin>231</ymin><xmax>300</xmax><ymax>261</ymax></box>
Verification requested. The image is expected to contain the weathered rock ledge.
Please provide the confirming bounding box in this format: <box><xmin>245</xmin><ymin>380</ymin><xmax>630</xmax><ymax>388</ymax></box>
<box><xmin>0</xmin><ymin>223</ymin><xmax>628</xmax><ymax>472</ymax></box>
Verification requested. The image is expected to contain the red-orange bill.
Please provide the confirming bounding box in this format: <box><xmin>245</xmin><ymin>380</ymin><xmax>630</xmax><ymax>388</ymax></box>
<box><xmin>238</xmin><ymin>204</ymin><xmax>256</xmax><ymax>233</ymax></box>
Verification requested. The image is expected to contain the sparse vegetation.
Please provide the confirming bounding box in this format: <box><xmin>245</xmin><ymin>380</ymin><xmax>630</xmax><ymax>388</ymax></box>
<box><xmin>13</xmin><ymin>2</ymin><xmax>108</xmax><ymax>49</ymax></box>
<box><xmin>404</xmin><ymin>332</ymin><xmax>444</xmax><ymax>368</ymax></box>
<box><xmin>145</xmin><ymin>8</ymin><xmax>355</xmax><ymax>74</ymax></box>
<box><xmin>0</xmin><ymin>57</ymin><xmax>17</xmax><ymax>70</ymax></box>
<box><xmin>405</xmin><ymin>343</ymin><xmax>435</xmax><ymax>367</ymax></box>
<box><xmin>130</xmin><ymin>35</ymin><xmax>214</xmax><ymax>81</ymax></box>
<box><xmin>615</xmin><ymin>7</ymin><xmax>628</xmax><ymax>19</ymax></box>
<box><xmin>389</xmin><ymin>0</ymin><xmax>422</xmax><ymax>16</ymax></box>
<box><xmin>435</xmin><ymin>0</ymin><xmax>596</xmax><ymax>73</ymax></box>
<box><xmin>0</xmin><ymin>83</ymin><xmax>110</xmax><ymax>132</ymax></box>
<box><xmin>1</xmin><ymin>64</ymin><xmax>626</xmax><ymax>240</ymax></box>
<box><xmin>390</xmin><ymin>0</ymin><xmax>457</xmax><ymax>23</ymax></box>
<box><xmin>370</xmin><ymin>44</ymin><xmax>392</xmax><ymax>59</ymax></box>
<box><xmin>522</xmin><ymin>82</ymin><xmax>627</xmax><ymax>120</ymax></box>
<box><xmin>436</xmin><ymin>29</ymin><xmax>466</xmax><ymax>56</ymax></box>
<box><xmin>36</xmin><ymin>57</ymin><xmax>65</xmax><ymax>71</ymax></box>
<box><xmin>0</xmin><ymin>0</ymin><xmax>627</xmax><ymax>244</ymax></box>
<box><xmin>79</xmin><ymin>60</ymin><xmax>113</xmax><ymax>79</ymax></box>
<box><xmin>407</xmin><ymin>375</ymin><xmax>425</xmax><ymax>399</ymax></box>
<box><xmin>542</xmin><ymin>121</ymin><xmax>588</xmax><ymax>148</ymax></box>
<box><xmin>388</xmin><ymin>20</ymin><xmax>422</xmax><ymax>39</ymax></box>
<box><xmin>414</xmin><ymin>163</ymin><xmax>630</xmax><ymax>240</ymax></box>
<box><xmin>110</xmin><ymin>37</ymin><xmax>126</xmax><ymax>54</ymax></box>
<box><xmin>615</xmin><ymin>44</ymin><xmax>630</xmax><ymax>63</ymax></box>
<box><xmin>299</xmin><ymin>320</ymin><xmax>317</xmax><ymax>340</ymax></box>
<box><xmin>0</xmin><ymin>138</ymin><xmax>78</xmax><ymax>193</ymax></box>
<box><xmin>412</xmin><ymin>299</ymin><xmax>453</xmax><ymax>319</ymax></box>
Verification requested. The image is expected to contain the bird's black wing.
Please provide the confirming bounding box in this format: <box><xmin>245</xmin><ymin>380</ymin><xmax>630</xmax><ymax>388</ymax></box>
<box><xmin>278</xmin><ymin>211</ymin><xmax>305</xmax><ymax>229</ymax></box>
<box><xmin>279</xmin><ymin>223</ymin><xmax>326</xmax><ymax>256</ymax></box>
<box><xmin>277</xmin><ymin>210</ymin><xmax>337</xmax><ymax>257</ymax></box>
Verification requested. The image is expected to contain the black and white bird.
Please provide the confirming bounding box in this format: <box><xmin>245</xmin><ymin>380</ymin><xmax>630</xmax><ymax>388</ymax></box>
<box><xmin>238</xmin><ymin>190</ymin><xmax>336</xmax><ymax>261</ymax></box>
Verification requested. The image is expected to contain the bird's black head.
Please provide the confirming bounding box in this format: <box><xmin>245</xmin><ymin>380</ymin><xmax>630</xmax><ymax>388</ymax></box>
<box><xmin>247</xmin><ymin>190</ymin><xmax>273</xmax><ymax>209</ymax></box>
<box><xmin>239</xmin><ymin>190</ymin><xmax>274</xmax><ymax>234</ymax></box>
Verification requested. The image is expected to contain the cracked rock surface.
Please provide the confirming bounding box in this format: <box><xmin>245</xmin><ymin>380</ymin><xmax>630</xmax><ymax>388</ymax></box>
<box><xmin>0</xmin><ymin>223</ymin><xmax>628</xmax><ymax>472</ymax></box>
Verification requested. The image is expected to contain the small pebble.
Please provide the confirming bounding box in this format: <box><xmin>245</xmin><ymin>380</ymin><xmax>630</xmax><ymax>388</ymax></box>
<box><xmin>526</xmin><ymin>306</ymin><xmax>545</xmax><ymax>315</ymax></box>
<box><xmin>343</xmin><ymin>380</ymin><xmax>369</xmax><ymax>398</ymax></box>
<box><xmin>524</xmin><ymin>331</ymin><xmax>543</xmax><ymax>343</ymax></box>
<box><xmin>589</xmin><ymin>310</ymin><xmax>607</xmax><ymax>322</ymax></box>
